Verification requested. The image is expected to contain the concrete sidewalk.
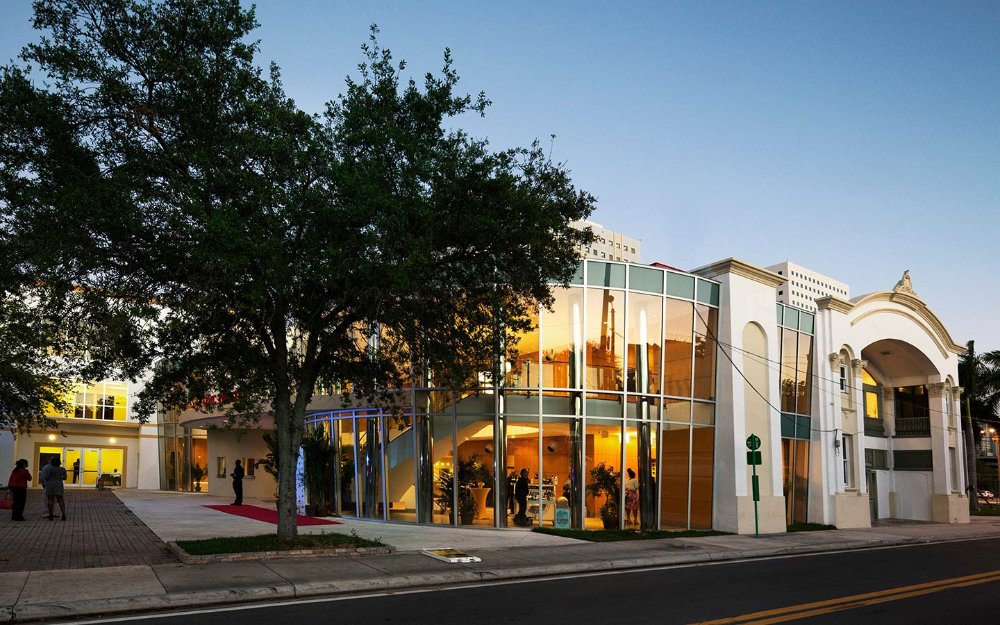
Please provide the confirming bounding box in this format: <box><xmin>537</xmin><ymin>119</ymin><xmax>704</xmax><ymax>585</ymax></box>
<box><xmin>3</xmin><ymin>490</ymin><xmax>1000</xmax><ymax>623</ymax></box>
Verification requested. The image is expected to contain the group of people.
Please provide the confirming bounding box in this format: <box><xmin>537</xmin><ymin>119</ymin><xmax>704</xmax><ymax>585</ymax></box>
<box><xmin>505</xmin><ymin>466</ymin><xmax>643</xmax><ymax>527</ymax></box>
<box><xmin>7</xmin><ymin>457</ymin><xmax>68</xmax><ymax>522</ymax></box>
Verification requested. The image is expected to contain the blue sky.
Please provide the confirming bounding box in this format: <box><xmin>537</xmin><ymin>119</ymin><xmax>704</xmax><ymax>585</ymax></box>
<box><xmin>2</xmin><ymin>1</ymin><xmax>998</xmax><ymax>351</ymax></box>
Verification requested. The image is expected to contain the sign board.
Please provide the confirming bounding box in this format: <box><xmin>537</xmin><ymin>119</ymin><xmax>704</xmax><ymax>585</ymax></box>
<box><xmin>422</xmin><ymin>548</ymin><xmax>482</xmax><ymax>563</ymax></box>
<box><xmin>747</xmin><ymin>451</ymin><xmax>762</xmax><ymax>465</ymax></box>
<box><xmin>554</xmin><ymin>507</ymin><xmax>571</xmax><ymax>529</ymax></box>
<box><xmin>746</xmin><ymin>434</ymin><xmax>761</xmax><ymax>451</ymax></box>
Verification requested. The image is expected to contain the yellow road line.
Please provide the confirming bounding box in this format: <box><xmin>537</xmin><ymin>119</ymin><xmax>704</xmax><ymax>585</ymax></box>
<box><xmin>692</xmin><ymin>570</ymin><xmax>1000</xmax><ymax>625</ymax></box>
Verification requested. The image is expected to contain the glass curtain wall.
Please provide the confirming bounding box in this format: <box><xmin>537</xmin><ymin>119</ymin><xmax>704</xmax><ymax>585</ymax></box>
<box><xmin>777</xmin><ymin>303</ymin><xmax>815</xmax><ymax>525</ymax></box>
<box><xmin>304</xmin><ymin>261</ymin><xmax>720</xmax><ymax>532</ymax></box>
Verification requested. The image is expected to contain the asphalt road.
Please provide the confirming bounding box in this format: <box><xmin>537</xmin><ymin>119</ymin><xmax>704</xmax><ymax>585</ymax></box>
<box><xmin>68</xmin><ymin>537</ymin><xmax>1000</xmax><ymax>625</ymax></box>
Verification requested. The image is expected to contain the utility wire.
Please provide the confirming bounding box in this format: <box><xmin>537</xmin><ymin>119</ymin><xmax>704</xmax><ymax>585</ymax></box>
<box><xmin>691</xmin><ymin>307</ymin><xmax>963</xmax><ymax>436</ymax></box>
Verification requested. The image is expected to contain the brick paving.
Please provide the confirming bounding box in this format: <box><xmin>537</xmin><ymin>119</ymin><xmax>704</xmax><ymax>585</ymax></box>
<box><xmin>0</xmin><ymin>489</ymin><xmax>179</xmax><ymax>572</ymax></box>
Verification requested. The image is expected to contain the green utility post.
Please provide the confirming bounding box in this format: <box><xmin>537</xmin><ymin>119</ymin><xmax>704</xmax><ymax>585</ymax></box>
<box><xmin>746</xmin><ymin>434</ymin><xmax>762</xmax><ymax>538</ymax></box>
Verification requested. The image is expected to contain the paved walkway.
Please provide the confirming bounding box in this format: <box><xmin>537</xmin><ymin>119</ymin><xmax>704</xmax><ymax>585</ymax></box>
<box><xmin>0</xmin><ymin>490</ymin><xmax>177</xmax><ymax>573</ymax></box>
<box><xmin>2</xmin><ymin>489</ymin><xmax>1000</xmax><ymax>622</ymax></box>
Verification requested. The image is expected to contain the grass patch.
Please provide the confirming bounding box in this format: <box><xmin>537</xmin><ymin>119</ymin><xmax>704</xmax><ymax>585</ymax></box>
<box><xmin>787</xmin><ymin>522</ymin><xmax>836</xmax><ymax>532</ymax></box>
<box><xmin>532</xmin><ymin>527</ymin><xmax>727</xmax><ymax>542</ymax></box>
<box><xmin>176</xmin><ymin>530</ymin><xmax>384</xmax><ymax>555</ymax></box>
<box><xmin>972</xmin><ymin>507</ymin><xmax>1000</xmax><ymax>516</ymax></box>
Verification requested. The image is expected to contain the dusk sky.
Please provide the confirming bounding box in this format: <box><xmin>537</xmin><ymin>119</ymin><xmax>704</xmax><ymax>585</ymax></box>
<box><xmin>2</xmin><ymin>1</ymin><xmax>998</xmax><ymax>351</ymax></box>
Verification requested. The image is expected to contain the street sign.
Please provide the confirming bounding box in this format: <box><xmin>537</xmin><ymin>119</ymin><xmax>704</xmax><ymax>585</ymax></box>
<box><xmin>746</xmin><ymin>432</ymin><xmax>762</xmax><ymax>538</ymax></box>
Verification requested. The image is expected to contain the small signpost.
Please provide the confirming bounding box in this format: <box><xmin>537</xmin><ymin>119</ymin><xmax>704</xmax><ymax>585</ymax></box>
<box><xmin>746</xmin><ymin>433</ymin><xmax>762</xmax><ymax>537</ymax></box>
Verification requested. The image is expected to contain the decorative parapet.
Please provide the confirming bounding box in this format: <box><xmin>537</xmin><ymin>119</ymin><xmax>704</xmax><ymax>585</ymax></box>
<box><xmin>690</xmin><ymin>258</ymin><xmax>785</xmax><ymax>288</ymax></box>
<box><xmin>816</xmin><ymin>296</ymin><xmax>854</xmax><ymax>314</ymax></box>
<box><xmin>849</xmin><ymin>292</ymin><xmax>964</xmax><ymax>355</ymax></box>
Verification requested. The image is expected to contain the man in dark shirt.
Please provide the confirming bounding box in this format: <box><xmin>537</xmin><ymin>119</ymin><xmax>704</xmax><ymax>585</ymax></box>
<box><xmin>231</xmin><ymin>459</ymin><xmax>244</xmax><ymax>505</ymax></box>
<box><xmin>514</xmin><ymin>468</ymin><xmax>529</xmax><ymax>526</ymax></box>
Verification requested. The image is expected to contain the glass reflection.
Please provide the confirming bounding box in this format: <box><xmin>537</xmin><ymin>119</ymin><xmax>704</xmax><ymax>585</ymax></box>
<box><xmin>780</xmin><ymin>329</ymin><xmax>798</xmax><ymax>414</ymax></box>
<box><xmin>430</xmin><ymin>413</ymin><xmax>454</xmax><ymax>525</ymax></box>
<box><xmin>690</xmin><ymin>424</ymin><xmax>714</xmax><ymax>529</ymax></box>
<box><xmin>693</xmin><ymin>304</ymin><xmax>717</xmax><ymax>400</ymax></box>
<box><xmin>660</xmin><ymin>422</ymin><xmax>690</xmax><ymax>529</ymax></box>
<box><xmin>507</xmin><ymin>308</ymin><xmax>540</xmax><ymax>390</ymax></box>
<box><xmin>627</xmin><ymin>292</ymin><xmax>662</xmax><ymax>395</ymax></box>
<box><xmin>624</xmin><ymin>420</ymin><xmax>656</xmax><ymax>530</ymax></box>
<box><xmin>664</xmin><ymin>300</ymin><xmax>693</xmax><ymax>397</ymax></box>
<box><xmin>796</xmin><ymin>333</ymin><xmax>813</xmax><ymax>415</ymax></box>
<box><xmin>385</xmin><ymin>412</ymin><xmax>414</xmax><ymax>522</ymax></box>
<box><xmin>585</xmin><ymin>418</ymin><xmax>622</xmax><ymax>529</ymax></box>
<box><xmin>586</xmin><ymin>288</ymin><xmax>624</xmax><ymax>392</ymax></box>
<box><xmin>541</xmin><ymin>288</ymin><xmax>583</xmax><ymax>390</ymax></box>
<box><xmin>456</xmin><ymin>414</ymin><xmax>495</xmax><ymax>526</ymax></box>
<box><xmin>505</xmin><ymin>415</ymin><xmax>541</xmax><ymax>526</ymax></box>
<box><xmin>542</xmin><ymin>417</ymin><xmax>583</xmax><ymax>529</ymax></box>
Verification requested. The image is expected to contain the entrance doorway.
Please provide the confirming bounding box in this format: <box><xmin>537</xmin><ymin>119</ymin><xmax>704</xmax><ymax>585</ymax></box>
<box><xmin>866</xmin><ymin>470</ymin><xmax>878</xmax><ymax>521</ymax></box>
<box><xmin>38</xmin><ymin>446</ymin><xmax>125</xmax><ymax>487</ymax></box>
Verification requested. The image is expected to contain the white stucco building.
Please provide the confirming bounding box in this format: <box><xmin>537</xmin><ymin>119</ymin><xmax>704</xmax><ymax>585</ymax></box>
<box><xmin>2</xmin><ymin>256</ymin><xmax>970</xmax><ymax>534</ymax></box>
<box><xmin>696</xmin><ymin>259</ymin><xmax>967</xmax><ymax>533</ymax></box>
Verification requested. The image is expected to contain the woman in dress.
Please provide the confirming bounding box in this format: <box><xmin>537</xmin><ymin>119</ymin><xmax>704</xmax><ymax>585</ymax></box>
<box><xmin>624</xmin><ymin>467</ymin><xmax>639</xmax><ymax>525</ymax></box>
<box><xmin>39</xmin><ymin>457</ymin><xmax>67</xmax><ymax>521</ymax></box>
<box><xmin>7</xmin><ymin>459</ymin><xmax>31</xmax><ymax>522</ymax></box>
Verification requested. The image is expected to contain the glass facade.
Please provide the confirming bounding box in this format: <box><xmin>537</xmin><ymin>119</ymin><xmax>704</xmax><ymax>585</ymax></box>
<box><xmin>777</xmin><ymin>303</ymin><xmax>815</xmax><ymax>525</ymax></box>
<box><xmin>304</xmin><ymin>261</ymin><xmax>720</xmax><ymax>530</ymax></box>
<box><xmin>44</xmin><ymin>381</ymin><xmax>129</xmax><ymax>421</ymax></box>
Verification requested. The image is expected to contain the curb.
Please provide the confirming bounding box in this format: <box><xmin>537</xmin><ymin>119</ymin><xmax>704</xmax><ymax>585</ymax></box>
<box><xmin>166</xmin><ymin>542</ymin><xmax>394</xmax><ymax>564</ymax></box>
<box><xmin>5</xmin><ymin>532</ymin><xmax>1000</xmax><ymax>622</ymax></box>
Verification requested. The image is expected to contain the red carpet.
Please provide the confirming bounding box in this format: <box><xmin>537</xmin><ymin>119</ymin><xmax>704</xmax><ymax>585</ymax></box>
<box><xmin>204</xmin><ymin>504</ymin><xmax>341</xmax><ymax>526</ymax></box>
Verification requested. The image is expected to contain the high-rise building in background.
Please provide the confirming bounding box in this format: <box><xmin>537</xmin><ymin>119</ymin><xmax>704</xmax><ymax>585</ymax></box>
<box><xmin>766</xmin><ymin>260</ymin><xmax>850</xmax><ymax>312</ymax></box>
<box><xmin>572</xmin><ymin>220</ymin><xmax>641</xmax><ymax>263</ymax></box>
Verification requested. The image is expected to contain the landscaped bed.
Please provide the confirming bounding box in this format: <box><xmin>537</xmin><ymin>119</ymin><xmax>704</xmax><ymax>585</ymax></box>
<box><xmin>172</xmin><ymin>530</ymin><xmax>389</xmax><ymax>562</ymax></box>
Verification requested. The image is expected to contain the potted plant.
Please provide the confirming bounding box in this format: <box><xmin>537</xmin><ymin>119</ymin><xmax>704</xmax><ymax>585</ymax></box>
<box><xmin>190</xmin><ymin>463</ymin><xmax>206</xmax><ymax>492</ymax></box>
<box><xmin>435</xmin><ymin>454</ymin><xmax>488</xmax><ymax>524</ymax></box>
<box><xmin>587</xmin><ymin>462</ymin><xmax>621</xmax><ymax>529</ymax></box>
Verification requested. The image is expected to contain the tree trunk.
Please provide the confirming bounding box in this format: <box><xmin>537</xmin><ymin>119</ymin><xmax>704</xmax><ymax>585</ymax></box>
<box><xmin>274</xmin><ymin>393</ymin><xmax>304</xmax><ymax>539</ymax></box>
<box><xmin>963</xmin><ymin>340</ymin><xmax>980</xmax><ymax>513</ymax></box>
<box><xmin>964</xmin><ymin>396</ymin><xmax>980</xmax><ymax>513</ymax></box>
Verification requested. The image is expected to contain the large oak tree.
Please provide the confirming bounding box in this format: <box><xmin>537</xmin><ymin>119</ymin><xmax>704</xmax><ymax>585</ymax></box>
<box><xmin>0</xmin><ymin>0</ymin><xmax>594</xmax><ymax>537</ymax></box>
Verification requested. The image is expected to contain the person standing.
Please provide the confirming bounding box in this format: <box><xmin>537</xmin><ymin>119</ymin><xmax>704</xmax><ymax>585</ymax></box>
<box><xmin>624</xmin><ymin>467</ymin><xmax>639</xmax><ymax>525</ymax></box>
<box><xmin>39</xmin><ymin>457</ymin><xmax>67</xmax><ymax>521</ymax></box>
<box><xmin>7</xmin><ymin>459</ymin><xmax>31</xmax><ymax>522</ymax></box>
<box><xmin>72</xmin><ymin>458</ymin><xmax>80</xmax><ymax>484</ymax></box>
<box><xmin>231</xmin><ymin>459</ymin><xmax>244</xmax><ymax>505</ymax></box>
<box><xmin>506</xmin><ymin>471</ymin><xmax>517</xmax><ymax>517</ymax></box>
<box><xmin>514</xmin><ymin>468</ymin><xmax>529</xmax><ymax>526</ymax></box>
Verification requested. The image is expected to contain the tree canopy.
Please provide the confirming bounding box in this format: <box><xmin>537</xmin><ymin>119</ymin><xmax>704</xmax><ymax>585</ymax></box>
<box><xmin>0</xmin><ymin>0</ymin><xmax>594</xmax><ymax>536</ymax></box>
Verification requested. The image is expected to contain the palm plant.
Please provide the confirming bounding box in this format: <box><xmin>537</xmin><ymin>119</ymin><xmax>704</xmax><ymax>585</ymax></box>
<box><xmin>960</xmin><ymin>341</ymin><xmax>1000</xmax><ymax>510</ymax></box>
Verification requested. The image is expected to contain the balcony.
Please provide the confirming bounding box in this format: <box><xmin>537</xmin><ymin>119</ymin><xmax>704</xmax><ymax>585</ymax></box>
<box><xmin>864</xmin><ymin>418</ymin><xmax>886</xmax><ymax>437</ymax></box>
<box><xmin>895</xmin><ymin>417</ymin><xmax>931</xmax><ymax>438</ymax></box>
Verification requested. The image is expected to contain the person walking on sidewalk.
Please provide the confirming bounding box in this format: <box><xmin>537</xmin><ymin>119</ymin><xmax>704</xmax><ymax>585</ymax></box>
<box><xmin>39</xmin><ymin>457</ymin><xmax>67</xmax><ymax>521</ymax></box>
<box><xmin>231</xmin><ymin>459</ymin><xmax>244</xmax><ymax>505</ymax></box>
<box><xmin>7</xmin><ymin>459</ymin><xmax>31</xmax><ymax>522</ymax></box>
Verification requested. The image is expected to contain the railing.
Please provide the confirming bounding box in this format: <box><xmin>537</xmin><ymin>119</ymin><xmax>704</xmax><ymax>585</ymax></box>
<box><xmin>864</xmin><ymin>418</ymin><xmax>886</xmax><ymax>437</ymax></box>
<box><xmin>894</xmin><ymin>416</ymin><xmax>931</xmax><ymax>438</ymax></box>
